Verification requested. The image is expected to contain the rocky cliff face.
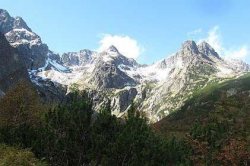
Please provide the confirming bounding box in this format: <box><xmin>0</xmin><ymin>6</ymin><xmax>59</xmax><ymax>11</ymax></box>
<box><xmin>36</xmin><ymin>40</ymin><xmax>250</xmax><ymax>121</ymax></box>
<box><xmin>0</xmin><ymin>9</ymin><xmax>68</xmax><ymax>103</ymax></box>
<box><xmin>61</xmin><ymin>49</ymin><xmax>94</xmax><ymax>66</ymax></box>
<box><xmin>0</xmin><ymin>9</ymin><xmax>60</xmax><ymax>69</ymax></box>
<box><xmin>137</xmin><ymin>40</ymin><xmax>249</xmax><ymax>121</ymax></box>
<box><xmin>0</xmin><ymin>10</ymin><xmax>31</xmax><ymax>34</ymax></box>
<box><xmin>138</xmin><ymin>41</ymin><xmax>221</xmax><ymax>120</ymax></box>
<box><xmin>89</xmin><ymin>47</ymin><xmax>138</xmax><ymax>89</ymax></box>
<box><xmin>0</xmin><ymin>33</ymin><xmax>29</xmax><ymax>93</ymax></box>
<box><xmin>1</xmin><ymin>9</ymin><xmax>249</xmax><ymax>122</ymax></box>
<box><xmin>198</xmin><ymin>41</ymin><xmax>221</xmax><ymax>59</ymax></box>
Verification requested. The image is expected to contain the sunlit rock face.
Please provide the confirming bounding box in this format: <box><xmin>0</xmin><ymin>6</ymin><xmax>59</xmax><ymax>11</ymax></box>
<box><xmin>0</xmin><ymin>9</ymin><xmax>60</xmax><ymax>69</ymax></box>
<box><xmin>1</xmin><ymin>8</ymin><xmax>249</xmax><ymax>121</ymax></box>
<box><xmin>34</xmin><ymin>40</ymin><xmax>250</xmax><ymax>121</ymax></box>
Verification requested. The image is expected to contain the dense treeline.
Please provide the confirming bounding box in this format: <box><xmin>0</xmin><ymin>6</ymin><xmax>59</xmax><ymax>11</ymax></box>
<box><xmin>0</xmin><ymin>82</ymin><xmax>249</xmax><ymax>165</ymax></box>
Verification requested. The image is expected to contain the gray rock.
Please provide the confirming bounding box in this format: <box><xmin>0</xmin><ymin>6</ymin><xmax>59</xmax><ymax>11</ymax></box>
<box><xmin>198</xmin><ymin>41</ymin><xmax>220</xmax><ymax>59</ymax></box>
<box><xmin>0</xmin><ymin>33</ymin><xmax>29</xmax><ymax>92</ymax></box>
<box><xmin>0</xmin><ymin>9</ymin><xmax>14</xmax><ymax>33</ymax></box>
<box><xmin>227</xmin><ymin>88</ymin><xmax>237</xmax><ymax>97</ymax></box>
<box><xmin>0</xmin><ymin>89</ymin><xmax>5</xmax><ymax>98</ymax></box>
<box><xmin>35</xmin><ymin>79</ymin><xmax>68</xmax><ymax>104</ymax></box>
<box><xmin>118</xmin><ymin>88</ymin><xmax>137</xmax><ymax>112</ymax></box>
<box><xmin>226</xmin><ymin>59</ymin><xmax>250</xmax><ymax>72</ymax></box>
<box><xmin>181</xmin><ymin>40</ymin><xmax>199</xmax><ymax>55</ymax></box>
<box><xmin>90</xmin><ymin>60</ymin><xmax>137</xmax><ymax>89</ymax></box>
<box><xmin>47</xmin><ymin>51</ymin><xmax>61</xmax><ymax>62</ymax></box>
<box><xmin>13</xmin><ymin>17</ymin><xmax>32</xmax><ymax>31</ymax></box>
<box><xmin>0</xmin><ymin>9</ymin><xmax>48</xmax><ymax>69</ymax></box>
<box><xmin>61</xmin><ymin>49</ymin><xmax>94</xmax><ymax>66</ymax></box>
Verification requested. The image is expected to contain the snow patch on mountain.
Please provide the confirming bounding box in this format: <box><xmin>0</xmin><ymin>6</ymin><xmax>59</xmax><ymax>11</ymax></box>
<box><xmin>23</xmin><ymin>40</ymin><xmax>250</xmax><ymax>122</ymax></box>
<box><xmin>49</xmin><ymin>59</ymin><xmax>70</xmax><ymax>72</ymax></box>
<box><xmin>5</xmin><ymin>28</ymin><xmax>41</xmax><ymax>47</ymax></box>
<box><xmin>217</xmin><ymin>66</ymin><xmax>234</xmax><ymax>77</ymax></box>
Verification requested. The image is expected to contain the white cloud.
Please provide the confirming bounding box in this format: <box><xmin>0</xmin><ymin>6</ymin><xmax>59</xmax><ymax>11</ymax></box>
<box><xmin>199</xmin><ymin>26</ymin><xmax>249</xmax><ymax>60</ymax></box>
<box><xmin>225</xmin><ymin>46</ymin><xmax>249</xmax><ymax>60</ymax></box>
<box><xmin>204</xmin><ymin>26</ymin><xmax>223</xmax><ymax>54</ymax></box>
<box><xmin>97</xmin><ymin>34</ymin><xmax>144</xmax><ymax>59</ymax></box>
<box><xmin>187</xmin><ymin>28</ymin><xmax>202</xmax><ymax>36</ymax></box>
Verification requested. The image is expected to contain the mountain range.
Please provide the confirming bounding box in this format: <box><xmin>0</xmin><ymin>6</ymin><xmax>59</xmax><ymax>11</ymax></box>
<box><xmin>0</xmin><ymin>9</ymin><xmax>249</xmax><ymax>122</ymax></box>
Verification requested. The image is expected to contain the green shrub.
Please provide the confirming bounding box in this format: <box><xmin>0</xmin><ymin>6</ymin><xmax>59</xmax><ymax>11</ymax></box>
<box><xmin>0</xmin><ymin>144</ymin><xmax>46</xmax><ymax>166</ymax></box>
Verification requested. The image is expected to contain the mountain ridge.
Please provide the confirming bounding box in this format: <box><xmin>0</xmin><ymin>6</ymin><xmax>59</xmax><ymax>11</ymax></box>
<box><xmin>154</xmin><ymin>73</ymin><xmax>250</xmax><ymax>137</ymax></box>
<box><xmin>0</xmin><ymin>9</ymin><xmax>249</xmax><ymax>121</ymax></box>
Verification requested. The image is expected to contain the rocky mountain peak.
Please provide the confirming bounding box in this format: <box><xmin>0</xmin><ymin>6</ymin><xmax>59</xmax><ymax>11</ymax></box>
<box><xmin>61</xmin><ymin>49</ymin><xmax>95</xmax><ymax>66</ymax></box>
<box><xmin>181</xmin><ymin>40</ymin><xmax>199</xmax><ymax>55</ymax></box>
<box><xmin>79</xmin><ymin>49</ymin><xmax>93</xmax><ymax>55</ymax></box>
<box><xmin>157</xmin><ymin>59</ymin><xmax>168</xmax><ymax>69</ymax></box>
<box><xmin>0</xmin><ymin>9</ymin><xmax>50</xmax><ymax>69</ymax></box>
<box><xmin>106</xmin><ymin>45</ymin><xmax>119</xmax><ymax>53</ymax></box>
<box><xmin>0</xmin><ymin>9</ymin><xmax>10</xmax><ymax>18</ymax></box>
<box><xmin>13</xmin><ymin>16</ymin><xmax>32</xmax><ymax>32</ymax></box>
<box><xmin>198</xmin><ymin>41</ymin><xmax>212</xmax><ymax>49</ymax></box>
<box><xmin>226</xmin><ymin>58</ymin><xmax>250</xmax><ymax>72</ymax></box>
<box><xmin>97</xmin><ymin>45</ymin><xmax>123</xmax><ymax>63</ymax></box>
<box><xmin>0</xmin><ymin>9</ymin><xmax>13</xmax><ymax>33</ymax></box>
<box><xmin>198</xmin><ymin>41</ymin><xmax>220</xmax><ymax>59</ymax></box>
<box><xmin>0</xmin><ymin>9</ymin><xmax>31</xmax><ymax>32</ymax></box>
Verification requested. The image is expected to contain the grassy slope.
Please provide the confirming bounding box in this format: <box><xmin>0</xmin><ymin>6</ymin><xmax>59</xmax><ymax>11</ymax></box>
<box><xmin>0</xmin><ymin>144</ymin><xmax>46</xmax><ymax>166</ymax></box>
<box><xmin>153</xmin><ymin>73</ymin><xmax>250</xmax><ymax>139</ymax></box>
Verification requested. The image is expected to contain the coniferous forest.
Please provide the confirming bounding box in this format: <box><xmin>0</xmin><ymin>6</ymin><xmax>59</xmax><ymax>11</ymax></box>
<box><xmin>0</xmin><ymin>81</ymin><xmax>249</xmax><ymax>166</ymax></box>
<box><xmin>1</xmin><ymin>2</ymin><xmax>250</xmax><ymax>165</ymax></box>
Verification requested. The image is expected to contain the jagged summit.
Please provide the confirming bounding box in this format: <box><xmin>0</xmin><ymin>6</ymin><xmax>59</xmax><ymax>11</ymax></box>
<box><xmin>198</xmin><ymin>41</ymin><xmax>220</xmax><ymax>59</ymax></box>
<box><xmin>0</xmin><ymin>9</ymin><xmax>10</xmax><ymax>18</ymax></box>
<box><xmin>0</xmin><ymin>8</ymin><xmax>250</xmax><ymax>122</ymax></box>
<box><xmin>61</xmin><ymin>49</ymin><xmax>95</xmax><ymax>66</ymax></box>
<box><xmin>98</xmin><ymin>45</ymin><xmax>123</xmax><ymax>62</ymax></box>
<box><xmin>0</xmin><ymin>9</ymin><xmax>58</xmax><ymax>69</ymax></box>
<box><xmin>105</xmin><ymin>45</ymin><xmax>119</xmax><ymax>53</ymax></box>
<box><xmin>0</xmin><ymin>9</ymin><xmax>10</xmax><ymax>19</ymax></box>
<box><xmin>182</xmin><ymin>40</ymin><xmax>197</xmax><ymax>47</ymax></box>
<box><xmin>178</xmin><ymin>40</ymin><xmax>221</xmax><ymax>60</ymax></box>
<box><xmin>0</xmin><ymin>9</ymin><xmax>14</xmax><ymax>33</ymax></box>
<box><xmin>198</xmin><ymin>41</ymin><xmax>212</xmax><ymax>48</ymax></box>
<box><xmin>13</xmin><ymin>16</ymin><xmax>32</xmax><ymax>32</ymax></box>
<box><xmin>181</xmin><ymin>40</ymin><xmax>199</xmax><ymax>55</ymax></box>
<box><xmin>0</xmin><ymin>9</ymin><xmax>31</xmax><ymax>33</ymax></box>
<box><xmin>79</xmin><ymin>49</ymin><xmax>94</xmax><ymax>54</ymax></box>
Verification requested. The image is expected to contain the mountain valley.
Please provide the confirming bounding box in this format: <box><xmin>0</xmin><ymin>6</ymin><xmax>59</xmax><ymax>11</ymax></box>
<box><xmin>0</xmin><ymin>7</ymin><xmax>250</xmax><ymax>165</ymax></box>
<box><xmin>0</xmin><ymin>9</ymin><xmax>250</xmax><ymax>122</ymax></box>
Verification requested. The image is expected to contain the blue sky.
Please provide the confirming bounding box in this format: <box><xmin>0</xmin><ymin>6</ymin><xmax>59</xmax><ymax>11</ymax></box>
<box><xmin>1</xmin><ymin>0</ymin><xmax>250</xmax><ymax>64</ymax></box>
